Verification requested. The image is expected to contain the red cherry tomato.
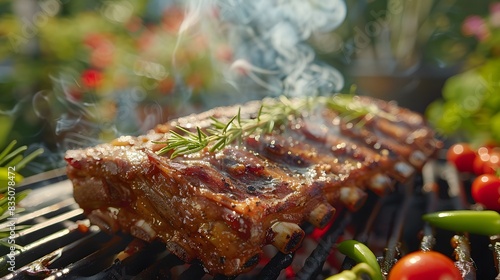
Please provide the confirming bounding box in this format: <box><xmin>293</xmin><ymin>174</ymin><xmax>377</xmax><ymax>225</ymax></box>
<box><xmin>471</xmin><ymin>174</ymin><xmax>500</xmax><ymax>210</ymax></box>
<box><xmin>483</xmin><ymin>152</ymin><xmax>500</xmax><ymax>175</ymax></box>
<box><xmin>473</xmin><ymin>151</ymin><xmax>490</xmax><ymax>175</ymax></box>
<box><xmin>472</xmin><ymin>146</ymin><xmax>500</xmax><ymax>175</ymax></box>
<box><xmin>446</xmin><ymin>143</ymin><xmax>476</xmax><ymax>173</ymax></box>
<box><xmin>388</xmin><ymin>251</ymin><xmax>462</xmax><ymax>280</ymax></box>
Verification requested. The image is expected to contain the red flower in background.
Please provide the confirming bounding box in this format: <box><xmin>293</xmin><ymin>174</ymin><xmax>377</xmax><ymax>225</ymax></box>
<box><xmin>158</xmin><ymin>77</ymin><xmax>175</xmax><ymax>94</ymax></box>
<box><xmin>81</xmin><ymin>69</ymin><xmax>103</xmax><ymax>88</ymax></box>
<box><xmin>126</xmin><ymin>16</ymin><xmax>143</xmax><ymax>33</ymax></box>
<box><xmin>83</xmin><ymin>33</ymin><xmax>115</xmax><ymax>68</ymax></box>
<box><xmin>490</xmin><ymin>2</ymin><xmax>500</xmax><ymax>27</ymax></box>
<box><xmin>65</xmin><ymin>87</ymin><xmax>83</xmax><ymax>103</ymax></box>
<box><xmin>137</xmin><ymin>29</ymin><xmax>156</xmax><ymax>51</ymax></box>
<box><xmin>491</xmin><ymin>2</ymin><xmax>500</xmax><ymax>15</ymax></box>
<box><xmin>462</xmin><ymin>15</ymin><xmax>491</xmax><ymax>41</ymax></box>
<box><xmin>83</xmin><ymin>33</ymin><xmax>109</xmax><ymax>49</ymax></box>
<box><xmin>161</xmin><ymin>6</ymin><xmax>185</xmax><ymax>33</ymax></box>
<box><xmin>215</xmin><ymin>44</ymin><xmax>234</xmax><ymax>63</ymax></box>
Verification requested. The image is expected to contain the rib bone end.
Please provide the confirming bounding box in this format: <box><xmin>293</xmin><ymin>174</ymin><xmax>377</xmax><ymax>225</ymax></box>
<box><xmin>308</xmin><ymin>203</ymin><xmax>336</xmax><ymax>228</ymax></box>
<box><xmin>339</xmin><ymin>187</ymin><xmax>368</xmax><ymax>212</ymax></box>
<box><xmin>368</xmin><ymin>173</ymin><xmax>393</xmax><ymax>196</ymax></box>
<box><xmin>268</xmin><ymin>222</ymin><xmax>305</xmax><ymax>254</ymax></box>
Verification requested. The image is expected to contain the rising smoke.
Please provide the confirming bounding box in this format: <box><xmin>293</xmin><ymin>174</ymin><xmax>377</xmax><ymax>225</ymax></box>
<box><xmin>205</xmin><ymin>0</ymin><xmax>347</xmax><ymax>100</ymax></box>
<box><xmin>21</xmin><ymin>0</ymin><xmax>348</xmax><ymax>171</ymax></box>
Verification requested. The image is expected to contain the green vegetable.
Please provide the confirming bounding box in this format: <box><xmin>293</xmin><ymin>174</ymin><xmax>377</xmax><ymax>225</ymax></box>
<box><xmin>426</xmin><ymin>59</ymin><xmax>500</xmax><ymax>146</ymax></box>
<box><xmin>326</xmin><ymin>263</ymin><xmax>376</xmax><ymax>280</ymax></box>
<box><xmin>422</xmin><ymin>210</ymin><xmax>500</xmax><ymax>236</ymax></box>
<box><xmin>337</xmin><ymin>240</ymin><xmax>383</xmax><ymax>280</ymax></box>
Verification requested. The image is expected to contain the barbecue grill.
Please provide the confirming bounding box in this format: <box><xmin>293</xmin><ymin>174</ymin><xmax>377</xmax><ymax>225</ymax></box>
<box><xmin>1</xmin><ymin>153</ymin><xmax>498</xmax><ymax>280</ymax></box>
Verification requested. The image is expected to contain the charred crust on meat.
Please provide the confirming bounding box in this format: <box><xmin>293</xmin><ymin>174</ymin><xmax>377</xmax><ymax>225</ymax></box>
<box><xmin>166</xmin><ymin>241</ymin><xmax>192</xmax><ymax>263</ymax></box>
<box><xmin>246</xmin><ymin>185</ymin><xmax>256</xmax><ymax>193</ymax></box>
<box><xmin>87</xmin><ymin>209</ymin><xmax>120</xmax><ymax>234</ymax></box>
<box><xmin>106</xmin><ymin>179</ymin><xmax>134</xmax><ymax>203</ymax></box>
<box><xmin>285</xmin><ymin>231</ymin><xmax>304</xmax><ymax>253</ymax></box>
<box><xmin>245</xmin><ymin>163</ymin><xmax>265</xmax><ymax>175</ymax></box>
<box><xmin>221</xmin><ymin>178</ymin><xmax>231</xmax><ymax>189</ymax></box>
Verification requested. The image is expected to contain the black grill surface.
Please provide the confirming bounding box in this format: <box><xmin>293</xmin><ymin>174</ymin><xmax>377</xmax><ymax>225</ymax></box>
<box><xmin>1</xmin><ymin>161</ymin><xmax>498</xmax><ymax>279</ymax></box>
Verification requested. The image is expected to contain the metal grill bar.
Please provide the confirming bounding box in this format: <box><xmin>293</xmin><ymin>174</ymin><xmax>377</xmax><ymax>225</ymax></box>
<box><xmin>257</xmin><ymin>252</ymin><xmax>294</xmax><ymax>280</ymax></box>
<box><xmin>296</xmin><ymin>210</ymin><xmax>350</xmax><ymax>280</ymax></box>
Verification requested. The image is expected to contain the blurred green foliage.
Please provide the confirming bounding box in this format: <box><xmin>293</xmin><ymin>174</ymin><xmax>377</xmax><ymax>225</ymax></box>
<box><xmin>427</xmin><ymin>59</ymin><xmax>500</xmax><ymax>146</ymax></box>
<box><xmin>0</xmin><ymin>0</ymin><xmax>497</xmax><ymax>173</ymax></box>
<box><xmin>0</xmin><ymin>0</ymin><xmax>221</xmax><ymax>171</ymax></box>
<box><xmin>426</xmin><ymin>3</ymin><xmax>500</xmax><ymax>146</ymax></box>
<box><xmin>314</xmin><ymin>0</ymin><xmax>489</xmax><ymax>71</ymax></box>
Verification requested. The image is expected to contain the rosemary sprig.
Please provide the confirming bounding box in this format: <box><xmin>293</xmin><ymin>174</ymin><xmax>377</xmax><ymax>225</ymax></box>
<box><xmin>156</xmin><ymin>96</ymin><xmax>312</xmax><ymax>158</ymax></box>
<box><xmin>156</xmin><ymin>94</ymin><xmax>391</xmax><ymax>158</ymax></box>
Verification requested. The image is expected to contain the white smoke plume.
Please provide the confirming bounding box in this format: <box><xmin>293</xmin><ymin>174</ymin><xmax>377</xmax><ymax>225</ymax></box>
<box><xmin>18</xmin><ymin>0</ymin><xmax>348</xmax><ymax>171</ymax></box>
<box><xmin>193</xmin><ymin>0</ymin><xmax>347</xmax><ymax>100</ymax></box>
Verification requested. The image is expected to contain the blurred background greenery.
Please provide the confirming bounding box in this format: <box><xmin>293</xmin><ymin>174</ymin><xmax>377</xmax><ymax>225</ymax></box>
<box><xmin>0</xmin><ymin>0</ymin><xmax>496</xmax><ymax>175</ymax></box>
<box><xmin>1</xmin><ymin>0</ymin><xmax>226</xmax><ymax>173</ymax></box>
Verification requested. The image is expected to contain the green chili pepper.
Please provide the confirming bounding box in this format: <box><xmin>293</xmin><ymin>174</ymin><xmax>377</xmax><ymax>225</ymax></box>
<box><xmin>422</xmin><ymin>210</ymin><xmax>500</xmax><ymax>236</ymax></box>
<box><xmin>326</xmin><ymin>263</ymin><xmax>376</xmax><ymax>280</ymax></box>
<box><xmin>337</xmin><ymin>240</ymin><xmax>383</xmax><ymax>280</ymax></box>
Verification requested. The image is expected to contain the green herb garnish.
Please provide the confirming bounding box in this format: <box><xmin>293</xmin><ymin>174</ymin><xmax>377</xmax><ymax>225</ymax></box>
<box><xmin>156</xmin><ymin>94</ymin><xmax>392</xmax><ymax>158</ymax></box>
<box><xmin>0</xmin><ymin>140</ymin><xmax>43</xmax><ymax>236</ymax></box>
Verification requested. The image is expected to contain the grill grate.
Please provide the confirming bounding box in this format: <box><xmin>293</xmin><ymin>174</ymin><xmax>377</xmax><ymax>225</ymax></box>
<box><xmin>1</xmin><ymin>160</ymin><xmax>499</xmax><ymax>279</ymax></box>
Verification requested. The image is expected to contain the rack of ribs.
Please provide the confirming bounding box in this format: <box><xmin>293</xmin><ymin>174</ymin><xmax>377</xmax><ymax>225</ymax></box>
<box><xmin>65</xmin><ymin>95</ymin><xmax>441</xmax><ymax>276</ymax></box>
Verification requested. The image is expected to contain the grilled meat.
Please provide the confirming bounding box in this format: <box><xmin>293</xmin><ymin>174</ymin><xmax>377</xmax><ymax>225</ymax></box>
<box><xmin>65</xmin><ymin>95</ymin><xmax>440</xmax><ymax>276</ymax></box>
